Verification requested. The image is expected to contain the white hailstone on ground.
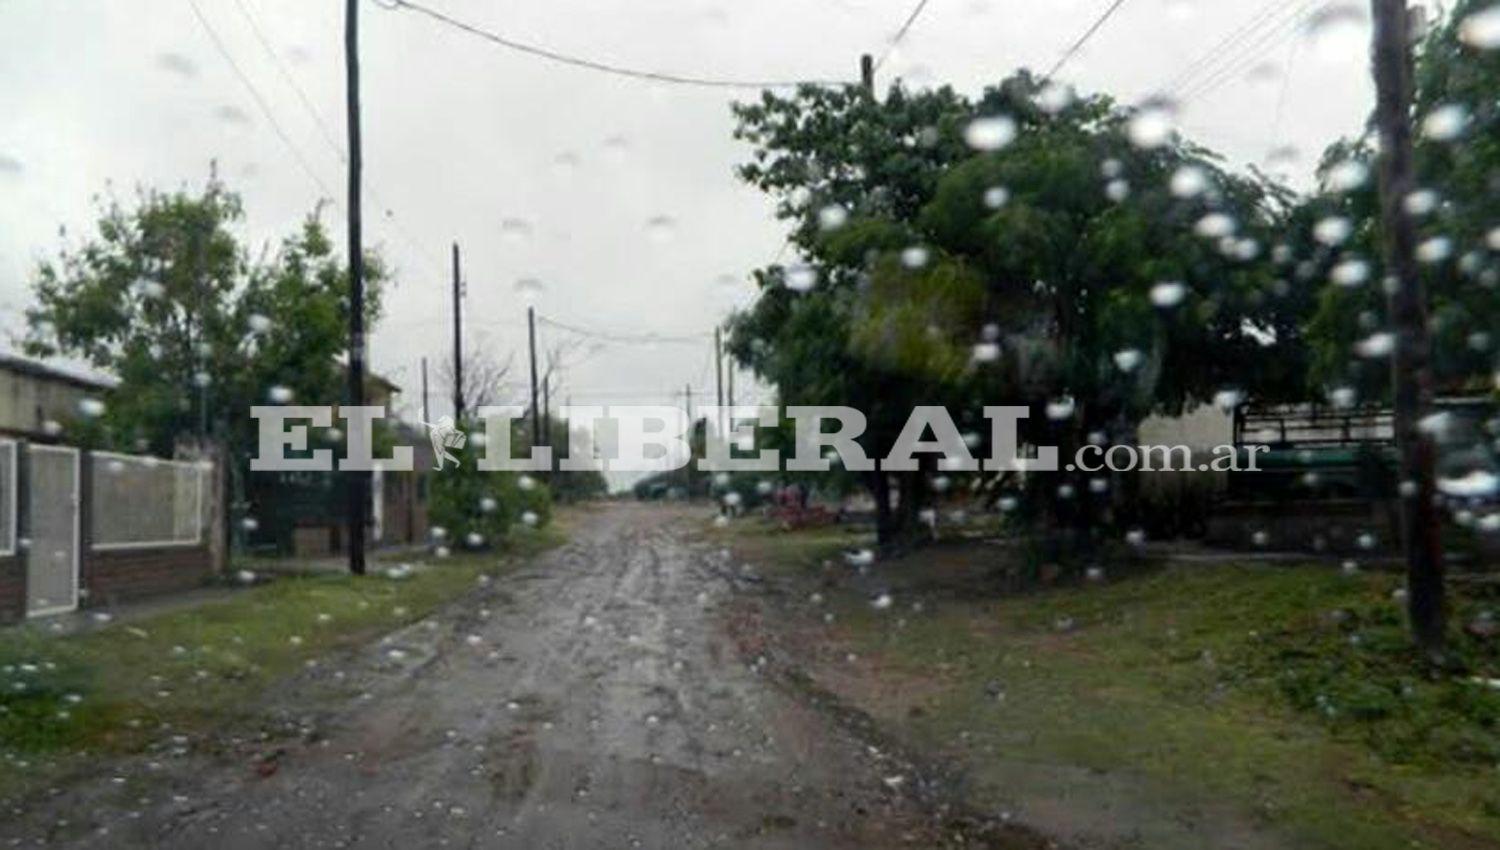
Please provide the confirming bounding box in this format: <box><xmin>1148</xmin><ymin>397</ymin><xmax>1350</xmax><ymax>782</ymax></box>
<box><xmin>521</xmin><ymin>510</ymin><xmax>540</xmax><ymax>527</ymax></box>
<box><xmin>817</xmin><ymin>204</ymin><xmax>849</xmax><ymax>231</ymax></box>
<box><xmin>1129</xmin><ymin>98</ymin><xmax>1176</xmax><ymax>148</ymax></box>
<box><xmin>1313</xmin><ymin>216</ymin><xmax>1353</xmax><ymax>246</ymax></box>
<box><xmin>234</xmin><ymin>569</ymin><xmax>257</xmax><ymax>585</ymax></box>
<box><xmin>1355</xmin><ymin>331</ymin><xmax>1396</xmax><ymax>359</ymax></box>
<box><xmin>1114</xmin><ymin>348</ymin><xmax>1144</xmax><ymax>372</ymax></box>
<box><xmin>267</xmin><ymin>385</ymin><xmax>294</xmax><ymax>403</ymax></box>
<box><xmin>964</xmin><ymin>115</ymin><xmax>1017</xmax><ymax>151</ymax></box>
<box><xmin>1341</xmin><ymin>560</ymin><xmax>1360</xmax><ymax>576</ymax></box>
<box><xmin>983</xmin><ymin>186</ymin><xmax>1010</xmax><ymax>210</ymax></box>
<box><xmin>1150</xmin><ymin>281</ymin><xmax>1188</xmax><ymax>308</ymax></box>
<box><xmin>1169</xmin><ymin>165</ymin><xmax>1210</xmax><ymax>198</ymax></box>
<box><xmin>785</xmin><ymin>264</ymin><xmax>818</xmax><ymax>292</ymax></box>
<box><xmin>713</xmin><ymin>515</ymin><xmax>729</xmax><ymax>529</ymax></box>
<box><xmin>1421</xmin><ymin>103</ymin><xmax>1469</xmax><ymax>141</ymax></box>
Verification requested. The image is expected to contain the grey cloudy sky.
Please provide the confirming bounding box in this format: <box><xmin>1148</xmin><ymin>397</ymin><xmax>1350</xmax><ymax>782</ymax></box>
<box><xmin>0</xmin><ymin>0</ymin><xmax>1421</xmax><ymax>419</ymax></box>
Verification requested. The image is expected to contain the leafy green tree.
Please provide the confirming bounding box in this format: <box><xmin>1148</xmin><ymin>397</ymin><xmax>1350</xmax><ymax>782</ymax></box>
<box><xmin>1302</xmin><ymin>0</ymin><xmax>1500</xmax><ymax>400</ymax></box>
<box><xmin>24</xmin><ymin>174</ymin><xmax>386</xmax><ymax>457</ymax></box>
<box><xmin>730</xmin><ymin>73</ymin><xmax>1301</xmax><ymax>554</ymax></box>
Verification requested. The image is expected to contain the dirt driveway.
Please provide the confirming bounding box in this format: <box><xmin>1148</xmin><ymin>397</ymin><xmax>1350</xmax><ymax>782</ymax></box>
<box><xmin>0</xmin><ymin>503</ymin><xmax>1035</xmax><ymax>849</ymax></box>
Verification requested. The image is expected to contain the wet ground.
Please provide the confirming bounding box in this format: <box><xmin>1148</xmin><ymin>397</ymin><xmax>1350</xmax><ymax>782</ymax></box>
<box><xmin>0</xmin><ymin>503</ymin><xmax>1034</xmax><ymax>849</ymax></box>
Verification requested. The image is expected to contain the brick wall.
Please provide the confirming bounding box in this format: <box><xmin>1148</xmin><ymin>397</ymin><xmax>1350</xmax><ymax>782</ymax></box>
<box><xmin>81</xmin><ymin>545</ymin><xmax>214</xmax><ymax>608</ymax></box>
<box><xmin>0</xmin><ymin>553</ymin><xmax>22</xmax><ymax>624</ymax></box>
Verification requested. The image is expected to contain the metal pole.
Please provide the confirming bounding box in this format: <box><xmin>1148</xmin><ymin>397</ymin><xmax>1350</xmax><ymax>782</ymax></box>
<box><xmin>861</xmin><ymin>53</ymin><xmax>875</xmax><ymax>97</ymax></box>
<box><xmin>528</xmin><ymin>306</ymin><xmax>541</xmax><ymax>445</ymax></box>
<box><xmin>451</xmin><ymin>242</ymin><xmax>464</xmax><ymax>422</ymax></box>
<box><xmin>420</xmin><ymin>356</ymin><xmax>430</xmax><ymax>424</ymax></box>
<box><xmin>714</xmin><ymin>326</ymin><xmax>724</xmax><ymax>437</ymax></box>
<box><xmin>1369</xmin><ymin>0</ymin><xmax>1444</xmax><ymax>658</ymax></box>
<box><xmin>343</xmin><ymin>0</ymin><xmax>367</xmax><ymax>575</ymax></box>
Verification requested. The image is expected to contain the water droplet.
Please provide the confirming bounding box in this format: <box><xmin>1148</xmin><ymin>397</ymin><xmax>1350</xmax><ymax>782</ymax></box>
<box><xmin>1170</xmin><ymin>165</ymin><xmax>1210</xmax><ymax>198</ymax></box>
<box><xmin>521</xmin><ymin>511</ymin><xmax>539</xmax><ymax>527</ymax></box>
<box><xmin>1213</xmin><ymin>389</ymin><xmax>1244</xmax><ymax>412</ymax></box>
<box><xmin>971</xmin><ymin>342</ymin><xmax>1000</xmax><ymax>363</ymax></box>
<box><xmin>518</xmin><ymin>474</ymin><xmax>537</xmax><ymax>491</ymax></box>
<box><xmin>1421</xmin><ymin>103</ymin><xmax>1469</xmax><ymax>141</ymax></box>
<box><xmin>1105</xmin><ymin>179</ymin><xmax>1130</xmax><ymax>202</ymax></box>
<box><xmin>1046</xmin><ymin>397</ymin><xmax>1076</xmax><ymax>421</ymax></box>
<box><xmin>1194</xmin><ymin>212</ymin><xmax>1236</xmax><ymax>238</ymax></box>
<box><xmin>1036</xmin><ymin>82</ymin><xmax>1074</xmax><ymax>114</ymax></box>
<box><xmin>1459</xmin><ymin>5</ymin><xmax>1500</xmax><ymax>50</ymax></box>
<box><xmin>964</xmin><ymin>115</ymin><xmax>1017</xmax><ymax>151</ymax></box>
<box><xmin>1325</xmin><ymin>159</ymin><xmax>1369</xmax><ymax>192</ymax></box>
<box><xmin>1113</xmin><ymin>348</ymin><xmax>1143</xmax><ymax>371</ymax></box>
<box><xmin>983</xmin><ymin>186</ymin><xmax>1010</xmax><ymax>209</ymax></box>
<box><xmin>1129</xmin><ymin>98</ymin><xmax>1177</xmax><ymax>148</ymax></box>
<box><xmin>784</xmin><ymin>264</ymin><xmax>818</xmax><ymax>292</ymax></box>
<box><xmin>817</xmin><ymin>204</ymin><xmax>849</xmax><ymax>231</ymax></box>
<box><xmin>514</xmin><ymin>277</ymin><xmax>545</xmax><ymax>302</ymax></box>
<box><xmin>500</xmin><ymin>218</ymin><xmax>533</xmax><ymax>245</ymax></box>
<box><xmin>247</xmin><ymin>313</ymin><xmax>272</xmax><ymax>334</ymax></box>
<box><xmin>1150</xmin><ymin>281</ymin><xmax>1188</xmax><ymax>308</ymax></box>
<box><xmin>1330</xmin><ymin>257</ymin><xmax>1371</xmax><ymax>287</ymax></box>
<box><xmin>267</xmin><ymin>385</ymin><xmax>295</xmax><ymax>403</ymax></box>
<box><xmin>646</xmin><ymin>215</ymin><xmax>677</xmax><ymax>243</ymax></box>
<box><xmin>900</xmin><ymin>245</ymin><xmax>931</xmax><ymax>269</ymax></box>
<box><xmin>1305</xmin><ymin>4</ymin><xmax>1369</xmax><ymax>63</ymax></box>
<box><xmin>1355</xmin><ymin>331</ymin><xmax>1395</xmax><ymax>359</ymax></box>
<box><xmin>1416</xmin><ymin>236</ymin><xmax>1453</xmax><ymax>264</ymax></box>
<box><xmin>1313</xmin><ymin>216</ymin><xmax>1353</xmax><ymax>246</ymax></box>
<box><xmin>1404</xmin><ymin>189</ymin><xmax>1439</xmax><ymax>217</ymax></box>
<box><xmin>78</xmin><ymin>398</ymin><xmax>106</xmax><ymax>418</ymax></box>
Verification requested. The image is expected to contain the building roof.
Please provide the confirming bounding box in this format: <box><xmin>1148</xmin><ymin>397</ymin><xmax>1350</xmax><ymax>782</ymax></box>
<box><xmin>0</xmin><ymin>350</ymin><xmax>116</xmax><ymax>392</ymax></box>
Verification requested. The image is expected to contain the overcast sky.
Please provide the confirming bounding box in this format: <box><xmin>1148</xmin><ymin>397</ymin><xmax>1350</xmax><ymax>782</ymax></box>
<box><xmin>0</xmin><ymin>0</ymin><xmax>1424</xmax><ymax>422</ymax></box>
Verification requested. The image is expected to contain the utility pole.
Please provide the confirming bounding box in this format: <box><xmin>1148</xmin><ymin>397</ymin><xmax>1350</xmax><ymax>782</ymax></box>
<box><xmin>542</xmin><ymin>372</ymin><xmax>551</xmax><ymax>448</ymax></box>
<box><xmin>343</xmin><ymin>0</ymin><xmax>367</xmax><ymax>576</ymax></box>
<box><xmin>420</xmin><ymin>356</ymin><xmax>430</xmax><ymax>424</ymax></box>
<box><xmin>451</xmin><ymin>242</ymin><xmax>464</xmax><ymax>422</ymax></box>
<box><xmin>1370</xmin><ymin>0</ymin><xmax>1444</xmax><ymax>658</ymax></box>
<box><xmin>527</xmin><ymin>306</ymin><xmax>541</xmax><ymax>446</ymax></box>
<box><xmin>714</xmin><ymin>326</ymin><xmax>725</xmax><ymax>437</ymax></box>
<box><xmin>727</xmin><ymin>357</ymin><xmax>735</xmax><ymax>409</ymax></box>
<box><xmin>861</xmin><ymin>53</ymin><xmax>875</xmax><ymax>97</ymax></box>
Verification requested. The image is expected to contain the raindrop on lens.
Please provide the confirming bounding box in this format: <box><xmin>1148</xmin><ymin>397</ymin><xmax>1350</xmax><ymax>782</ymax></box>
<box><xmin>1305</xmin><ymin>4</ymin><xmax>1369</xmax><ymax>62</ymax></box>
<box><xmin>964</xmin><ymin>115</ymin><xmax>1017</xmax><ymax>151</ymax></box>
<box><xmin>1129</xmin><ymin>98</ymin><xmax>1177</xmax><ymax>148</ymax></box>
<box><xmin>1459</xmin><ymin>5</ymin><xmax>1500</xmax><ymax>49</ymax></box>
<box><xmin>785</xmin><ymin>264</ymin><xmax>818</xmax><ymax>292</ymax></box>
<box><xmin>1150</xmin><ymin>281</ymin><xmax>1188</xmax><ymax>308</ymax></box>
<box><xmin>1422</xmin><ymin>104</ymin><xmax>1469</xmax><ymax>141</ymax></box>
<box><xmin>267</xmin><ymin>385</ymin><xmax>294</xmax><ymax>403</ymax></box>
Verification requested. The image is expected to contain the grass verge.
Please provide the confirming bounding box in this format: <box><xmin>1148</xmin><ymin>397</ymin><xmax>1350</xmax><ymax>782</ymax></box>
<box><xmin>718</xmin><ymin>519</ymin><xmax>1500</xmax><ymax>850</ymax></box>
<box><xmin>0</xmin><ymin>524</ymin><xmax>565</xmax><ymax>797</ymax></box>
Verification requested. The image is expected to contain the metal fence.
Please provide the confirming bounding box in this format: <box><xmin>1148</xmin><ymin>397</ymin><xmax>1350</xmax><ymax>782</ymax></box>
<box><xmin>0</xmin><ymin>440</ymin><xmax>14</xmax><ymax>556</ymax></box>
<box><xmin>90</xmin><ymin>452</ymin><xmax>207</xmax><ymax>549</ymax></box>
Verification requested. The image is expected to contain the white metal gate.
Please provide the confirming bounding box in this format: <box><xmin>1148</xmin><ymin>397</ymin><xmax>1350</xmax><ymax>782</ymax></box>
<box><xmin>26</xmin><ymin>445</ymin><xmax>80</xmax><ymax>616</ymax></box>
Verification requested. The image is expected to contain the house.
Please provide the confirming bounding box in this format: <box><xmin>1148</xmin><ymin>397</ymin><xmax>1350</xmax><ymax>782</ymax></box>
<box><xmin>0</xmin><ymin>352</ymin><xmax>218</xmax><ymax>622</ymax></box>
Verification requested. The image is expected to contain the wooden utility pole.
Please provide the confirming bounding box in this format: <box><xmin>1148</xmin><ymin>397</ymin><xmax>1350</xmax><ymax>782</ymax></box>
<box><xmin>343</xmin><ymin>0</ymin><xmax>367</xmax><ymax>576</ymax></box>
<box><xmin>527</xmin><ymin>306</ymin><xmax>541</xmax><ymax>445</ymax></box>
<box><xmin>542</xmin><ymin>372</ymin><xmax>551</xmax><ymax>447</ymax></box>
<box><xmin>451</xmin><ymin>242</ymin><xmax>464</xmax><ymax>422</ymax></box>
<box><xmin>1370</xmin><ymin>0</ymin><xmax>1445</xmax><ymax>658</ymax></box>
<box><xmin>420</xmin><ymin>356</ymin><xmax>430</xmax><ymax>424</ymax></box>
<box><xmin>861</xmin><ymin>53</ymin><xmax>875</xmax><ymax>97</ymax></box>
<box><xmin>714</xmin><ymin>326</ymin><xmax>725</xmax><ymax>436</ymax></box>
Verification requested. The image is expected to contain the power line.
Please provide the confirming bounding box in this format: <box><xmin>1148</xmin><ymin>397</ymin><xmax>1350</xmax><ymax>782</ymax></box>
<box><xmin>185</xmin><ymin>0</ymin><xmax>336</xmax><ymax>201</ymax></box>
<box><xmin>378</xmin><ymin>0</ymin><xmax>852</xmax><ymax>90</ymax></box>
<box><xmin>535</xmin><ymin>313</ymin><xmax>712</xmax><ymax>345</ymax></box>
<box><xmin>1156</xmin><ymin>0</ymin><xmax>1301</xmax><ymax>96</ymax></box>
<box><xmin>874</xmin><ymin>0</ymin><xmax>934</xmax><ymax>71</ymax></box>
<box><xmin>1174</xmin><ymin>0</ymin><xmax>1322</xmax><ymax>105</ymax></box>
<box><xmin>229</xmin><ymin>0</ymin><xmax>449</xmax><ymax>279</ymax></box>
<box><xmin>1042</xmin><ymin>0</ymin><xmax>1133</xmax><ymax>84</ymax></box>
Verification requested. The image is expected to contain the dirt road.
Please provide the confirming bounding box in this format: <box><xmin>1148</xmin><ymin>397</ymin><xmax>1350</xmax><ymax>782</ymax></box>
<box><xmin>2</xmin><ymin>504</ymin><xmax>1028</xmax><ymax>849</ymax></box>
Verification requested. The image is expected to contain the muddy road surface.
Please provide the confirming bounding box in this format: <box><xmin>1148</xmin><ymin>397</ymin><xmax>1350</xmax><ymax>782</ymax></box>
<box><xmin>2</xmin><ymin>503</ymin><xmax>1034</xmax><ymax>849</ymax></box>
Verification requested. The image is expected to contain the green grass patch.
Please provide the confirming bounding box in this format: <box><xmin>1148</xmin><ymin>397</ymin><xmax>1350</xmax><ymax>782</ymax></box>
<box><xmin>724</xmin><ymin>521</ymin><xmax>1500</xmax><ymax>849</ymax></box>
<box><xmin>0</xmin><ymin>525</ymin><xmax>564</xmax><ymax>795</ymax></box>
